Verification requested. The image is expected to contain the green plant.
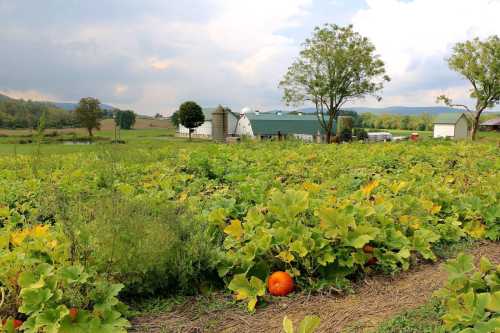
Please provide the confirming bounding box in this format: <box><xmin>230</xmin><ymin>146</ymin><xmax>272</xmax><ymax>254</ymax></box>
<box><xmin>17</xmin><ymin>263</ymin><xmax>130</xmax><ymax>333</ymax></box>
<box><xmin>283</xmin><ymin>315</ymin><xmax>321</xmax><ymax>333</ymax></box>
<box><xmin>434</xmin><ymin>253</ymin><xmax>499</xmax><ymax>332</ymax></box>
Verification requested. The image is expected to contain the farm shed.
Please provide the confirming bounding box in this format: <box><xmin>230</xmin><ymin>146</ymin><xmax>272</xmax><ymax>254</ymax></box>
<box><xmin>433</xmin><ymin>113</ymin><xmax>469</xmax><ymax>139</ymax></box>
<box><xmin>235</xmin><ymin>112</ymin><xmax>327</xmax><ymax>141</ymax></box>
<box><xmin>480</xmin><ymin>117</ymin><xmax>500</xmax><ymax>131</ymax></box>
<box><xmin>178</xmin><ymin>108</ymin><xmax>239</xmax><ymax>138</ymax></box>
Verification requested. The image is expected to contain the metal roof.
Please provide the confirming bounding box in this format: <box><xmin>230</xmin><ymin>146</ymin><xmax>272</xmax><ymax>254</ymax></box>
<box><xmin>202</xmin><ymin>108</ymin><xmax>238</xmax><ymax>121</ymax></box>
<box><xmin>481</xmin><ymin>117</ymin><xmax>500</xmax><ymax>126</ymax></box>
<box><xmin>246</xmin><ymin>112</ymin><xmax>328</xmax><ymax>135</ymax></box>
<box><xmin>433</xmin><ymin>113</ymin><xmax>467</xmax><ymax>124</ymax></box>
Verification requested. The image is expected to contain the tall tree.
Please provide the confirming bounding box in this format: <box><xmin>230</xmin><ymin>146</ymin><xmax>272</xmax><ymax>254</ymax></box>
<box><xmin>279</xmin><ymin>24</ymin><xmax>390</xmax><ymax>142</ymax></box>
<box><xmin>178</xmin><ymin>101</ymin><xmax>204</xmax><ymax>140</ymax></box>
<box><xmin>75</xmin><ymin>97</ymin><xmax>103</xmax><ymax>137</ymax></box>
<box><xmin>170</xmin><ymin>110</ymin><xmax>180</xmax><ymax>128</ymax></box>
<box><xmin>114</xmin><ymin>110</ymin><xmax>136</xmax><ymax>130</ymax></box>
<box><xmin>437</xmin><ymin>35</ymin><xmax>500</xmax><ymax>140</ymax></box>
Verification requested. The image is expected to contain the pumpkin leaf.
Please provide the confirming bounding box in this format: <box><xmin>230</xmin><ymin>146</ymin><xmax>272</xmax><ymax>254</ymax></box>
<box><xmin>224</xmin><ymin>220</ymin><xmax>244</xmax><ymax>240</ymax></box>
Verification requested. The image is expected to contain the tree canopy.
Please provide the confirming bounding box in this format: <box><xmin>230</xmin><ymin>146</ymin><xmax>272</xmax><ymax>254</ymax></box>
<box><xmin>279</xmin><ymin>24</ymin><xmax>390</xmax><ymax>142</ymax></box>
<box><xmin>437</xmin><ymin>35</ymin><xmax>500</xmax><ymax>140</ymax></box>
<box><xmin>178</xmin><ymin>101</ymin><xmax>204</xmax><ymax>140</ymax></box>
<box><xmin>75</xmin><ymin>97</ymin><xmax>103</xmax><ymax>137</ymax></box>
<box><xmin>114</xmin><ymin>110</ymin><xmax>136</xmax><ymax>130</ymax></box>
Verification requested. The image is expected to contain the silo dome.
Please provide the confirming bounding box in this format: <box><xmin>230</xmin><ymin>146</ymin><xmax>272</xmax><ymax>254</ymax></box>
<box><xmin>241</xmin><ymin>106</ymin><xmax>253</xmax><ymax>114</ymax></box>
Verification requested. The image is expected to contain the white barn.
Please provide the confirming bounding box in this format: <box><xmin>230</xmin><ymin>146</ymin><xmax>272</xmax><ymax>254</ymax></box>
<box><xmin>433</xmin><ymin>113</ymin><xmax>470</xmax><ymax>139</ymax></box>
<box><xmin>178</xmin><ymin>108</ymin><xmax>239</xmax><ymax>138</ymax></box>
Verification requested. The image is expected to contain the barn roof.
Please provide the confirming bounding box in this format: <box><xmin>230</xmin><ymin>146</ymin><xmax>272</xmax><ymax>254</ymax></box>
<box><xmin>481</xmin><ymin>117</ymin><xmax>500</xmax><ymax>126</ymax></box>
<box><xmin>201</xmin><ymin>108</ymin><xmax>238</xmax><ymax>121</ymax></box>
<box><xmin>246</xmin><ymin>113</ymin><xmax>327</xmax><ymax>135</ymax></box>
<box><xmin>433</xmin><ymin>113</ymin><xmax>467</xmax><ymax>125</ymax></box>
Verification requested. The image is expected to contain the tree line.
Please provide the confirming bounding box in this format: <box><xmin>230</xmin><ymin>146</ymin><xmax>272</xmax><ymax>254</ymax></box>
<box><xmin>0</xmin><ymin>97</ymin><xmax>137</xmax><ymax>136</ymax></box>
<box><xmin>0</xmin><ymin>99</ymin><xmax>78</xmax><ymax>129</ymax></box>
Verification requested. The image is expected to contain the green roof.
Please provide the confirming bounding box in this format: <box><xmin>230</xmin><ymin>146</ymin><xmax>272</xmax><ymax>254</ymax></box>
<box><xmin>246</xmin><ymin>113</ymin><xmax>328</xmax><ymax>135</ymax></box>
<box><xmin>433</xmin><ymin>113</ymin><xmax>467</xmax><ymax>124</ymax></box>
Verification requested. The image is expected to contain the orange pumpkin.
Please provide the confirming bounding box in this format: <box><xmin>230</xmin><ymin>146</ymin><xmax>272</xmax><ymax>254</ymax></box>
<box><xmin>362</xmin><ymin>244</ymin><xmax>375</xmax><ymax>254</ymax></box>
<box><xmin>268</xmin><ymin>271</ymin><xmax>294</xmax><ymax>296</ymax></box>
<box><xmin>366</xmin><ymin>257</ymin><xmax>378</xmax><ymax>266</ymax></box>
<box><xmin>2</xmin><ymin>319</ymin><xmax>23</xmax><ymax>329</ymax></box>
<box><xmin>69</xmin><ymin>307</ymin><xmax>78</xmax><ymax>320</ymax></box>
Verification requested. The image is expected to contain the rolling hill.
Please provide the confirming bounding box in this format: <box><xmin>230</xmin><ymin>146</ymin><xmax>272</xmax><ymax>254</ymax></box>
<box><xmin>295</xmin><ymin>106</ymin><xmax>467</xmax><ymax>115</ymax></box>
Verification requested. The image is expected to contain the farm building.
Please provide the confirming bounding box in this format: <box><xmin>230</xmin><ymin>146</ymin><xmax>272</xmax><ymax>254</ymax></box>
<box><xmin>177</xmin><ymin>107</ymin><xmax>239</xmax><ymax>138</ymax></box>
<box><xmin>235</xmin><ymin>111</ymin><xmax>326</xmax><ymax>141</ymax></box>
<box><xmin>480</xmin><ymin>117</ymin><xmax>500</xmax><ymax>131</ymax></box>
<box><xmin>433</xmin><ymin>113</ymin><xmax>470</xmax><ymax>139</ymax></box>
<box><xmin>177</xmin><ymin>107</ymin><xmax>329</xmax><ymax>142</ymax></box>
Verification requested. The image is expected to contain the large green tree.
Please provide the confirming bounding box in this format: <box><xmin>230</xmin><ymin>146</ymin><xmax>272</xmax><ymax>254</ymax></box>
<box><xmin>178</xmin><ymin>101</ymin><xmax>204</xmax><ymax>140</ymax></box>
<box><xmin>279</xmin><ymin>24</ymin><xmax>390</xmax><ymax>142</ymax></box>
<box><xmin>75</xmin><ymin>97</ymin><xmax>103</xmax><ymax>137</ymax></box>
<box><xmin>437</xmin><ymin>35</ymin><xmax>500</xmax><ymax>140</ymax></box>
<box><xmin>114</xmin><ymin>110</ymin><xmax>136</xmax><ymax>130</ymax></box>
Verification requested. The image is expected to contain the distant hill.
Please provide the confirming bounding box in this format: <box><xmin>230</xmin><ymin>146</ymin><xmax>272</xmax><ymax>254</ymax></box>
<box><xmin>295</xmin><ymin>106</ymin><xmax>467</xmax><ymax>115</ymax></box>
<box><xmin>0</xmin><ymin>93</ymin><xmax>116</xmax><ymax>111</ymax></box>
<box><xmin>0</xmin><ymin>93</ymin><xmax>14</xmax><ymax>101</ymax></box>
<box><xmin>53</xmin><ymin>101</ymin><xmax>116</xmax><ymax>112</ymax></box>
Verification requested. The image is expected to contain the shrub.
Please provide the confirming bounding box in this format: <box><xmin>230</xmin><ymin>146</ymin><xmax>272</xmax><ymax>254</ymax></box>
<box><xmin>353</xmin><ymin>128</ymin><xmax>368</xmax><ymax>140</ymax></box>
<box><xmin>64</xmin><ymin>196</ymin><xmax>220</xmax><ymax>298</ymax></box>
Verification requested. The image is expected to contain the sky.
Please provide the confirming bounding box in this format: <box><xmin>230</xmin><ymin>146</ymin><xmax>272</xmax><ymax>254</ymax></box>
<box><xmin>0</xmin><ymin>0</ymin><xmax>499</xmax><ymax>115</ymax></box>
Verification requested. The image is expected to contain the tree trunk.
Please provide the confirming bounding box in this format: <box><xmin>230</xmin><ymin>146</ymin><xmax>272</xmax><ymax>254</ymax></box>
<box><xmin>88</xmin><ymin>128</ymin><xmax>93</xmax><ymax>138</ymax></box>
<box><xmin>471</xmin><ymin>112</ymin><xmax>482</xmax><ymax>141</ymax></box>
<box><xmin>189</xmin><ymin>128</ymin><xmax>192</xmax><ymax>141</ymax></box>
<box><xmin>325</xmin><ymin>131</ymin><xmax>331</xmax><ymax>144</ymax></box>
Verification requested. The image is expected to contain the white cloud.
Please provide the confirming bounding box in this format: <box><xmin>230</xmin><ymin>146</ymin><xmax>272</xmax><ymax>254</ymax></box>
<box><xmin>352</xmin><ymin>0</ymin><xmax>500</xmax><ymax>107</ymax></box>
<box><xmin>147</xmin><ymin>57</ymin><xmax>175</xmax><ymax>71</ymax></box>
<box><xmin>0</xmin><ymin>89</ymin><xmax>58</xmax><ymax>101</ymax></box>
<box><xmin>114</xmin><ymin>84</ymin><xmax>129</xmax><ymax>95</ymax></box>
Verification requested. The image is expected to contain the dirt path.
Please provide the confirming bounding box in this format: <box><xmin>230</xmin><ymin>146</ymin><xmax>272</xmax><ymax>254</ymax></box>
<box><xmin>131</xmin><ymin>242</ymin><xmax>500</xmax><ymax>333</ymax></box>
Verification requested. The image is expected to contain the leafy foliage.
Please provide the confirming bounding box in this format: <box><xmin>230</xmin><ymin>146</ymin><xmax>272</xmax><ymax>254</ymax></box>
<box><xmin>178</xmin><ymin>101</ymin><xmax>204</xmax><ymax>140</ymax></box>
<box><xmin>434</xmin><ymin>253</ymin><xmax>499</xmax><ymax>332</ymax></box>
<box><xmin>114</xmin><ymin>110</ymin><xmax>136</xmax><ymax>130</ymax></box>
<box><xmin>75</xmin><ymin>97</ymin><xmax>104</xmax><ymax>137</ymax></box>
<box><xmin>280</xmin><ymin>24</ymin><xmax>390</xmax><ymax>141</ymax></box>
<box><xmin>283</xmin><ymin>315</ymin><xmax>321</xmax><ymax>333</ymax></box>
<box><xmin>437</xmin><ymin>35</ymin><xmax>500</xmax><ymax>140</ymax></box>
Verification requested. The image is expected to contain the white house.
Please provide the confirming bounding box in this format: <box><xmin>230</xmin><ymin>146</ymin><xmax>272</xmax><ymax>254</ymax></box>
<box><xmin>178</xmin><ymin>108</ymin><xmax>239</xmax><ymax>138</ymax></box>
<box><xmin>433</xmin><ymin>113</ymin><xmax>470</xmax><ymax>139</ymax></box>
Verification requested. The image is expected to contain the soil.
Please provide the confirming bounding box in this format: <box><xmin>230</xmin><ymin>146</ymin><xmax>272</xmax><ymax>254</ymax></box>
<box><xmin>130</xmin><ymin>241</ymin><xmax>500</xmax><ymax>333</ymax></box>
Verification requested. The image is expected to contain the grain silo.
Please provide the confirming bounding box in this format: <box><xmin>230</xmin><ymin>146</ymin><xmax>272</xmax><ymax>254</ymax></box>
<box><xmin>212</xmin><ymin>105</ymin><xmax>228</xmax><ymax>143</ymax></box>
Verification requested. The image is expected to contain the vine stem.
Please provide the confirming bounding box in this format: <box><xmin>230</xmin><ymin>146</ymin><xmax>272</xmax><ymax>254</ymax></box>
<box><xmin>0</xmin><ymin>287</ymin><xmax>5</xmax><ymax>310</ymax></box>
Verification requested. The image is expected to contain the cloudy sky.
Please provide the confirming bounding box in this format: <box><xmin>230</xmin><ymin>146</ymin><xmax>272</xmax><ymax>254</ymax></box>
<box><xmin>0</xmin><ymin>0</ymin><xmax>499</xmax><ymax>115</ymax></box>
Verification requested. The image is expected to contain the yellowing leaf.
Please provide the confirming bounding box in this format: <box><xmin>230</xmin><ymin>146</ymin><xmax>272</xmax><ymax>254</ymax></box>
<box><xmin>303</xmin><ymin>182</ymin><xmax>321</xmax><ymax>193</ymax></box>
<box><xmin>32</xmin><ymin>224</ymin><xmax>49</xmax><ymax>237</ymax></box>
<box><xmin>277</xmin><ymin>251</ymin><xmax>295</xmax><ymax>263</ymax></box>
<box><xmin>224</xmin><ymin>219</ymin><xmax>244</xmax><ymax>240</ymax></box>
<box><xmin>361</xmin><ymin>180</ymin><xmax>380</xmax><ymax>196</ymax></box>
<box><xmin>464</xmin><ymin>221</ymin><xmax>486</xmax><ymax>239</ymax></box>
<box><xmin>430</xmin><ymin>204</ymin><xmax>441</xmax><ymax>215</ymax></box>
<box><xmin>179</xmin><ymin>192</ymin><xmax>188</xmax><ymax>202</ymax></box>
<box><xmin>10</xmin><ymin>229</ymin><xmax>29</xmax><ymax>246</ymax></box>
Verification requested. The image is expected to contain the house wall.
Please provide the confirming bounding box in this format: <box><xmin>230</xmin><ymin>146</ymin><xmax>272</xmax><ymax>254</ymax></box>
<box><xmin>178</xmin><ymin>121</ymin><xmax>212</xmax><ymax>137</ymax></box>
<box><xmin>433</xmin><ymin>124</ymin><xmax>455</xmax><ymax>138</ymax></box>
<box><xmin>178</xmin><ymin>113</ymin><xmax>239</xmax><ymax>138</ymax></box>
<box><xmin>454</xmin><ymin>116</ymin><xmax>469</xmax><ymax>139</ymax></box>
